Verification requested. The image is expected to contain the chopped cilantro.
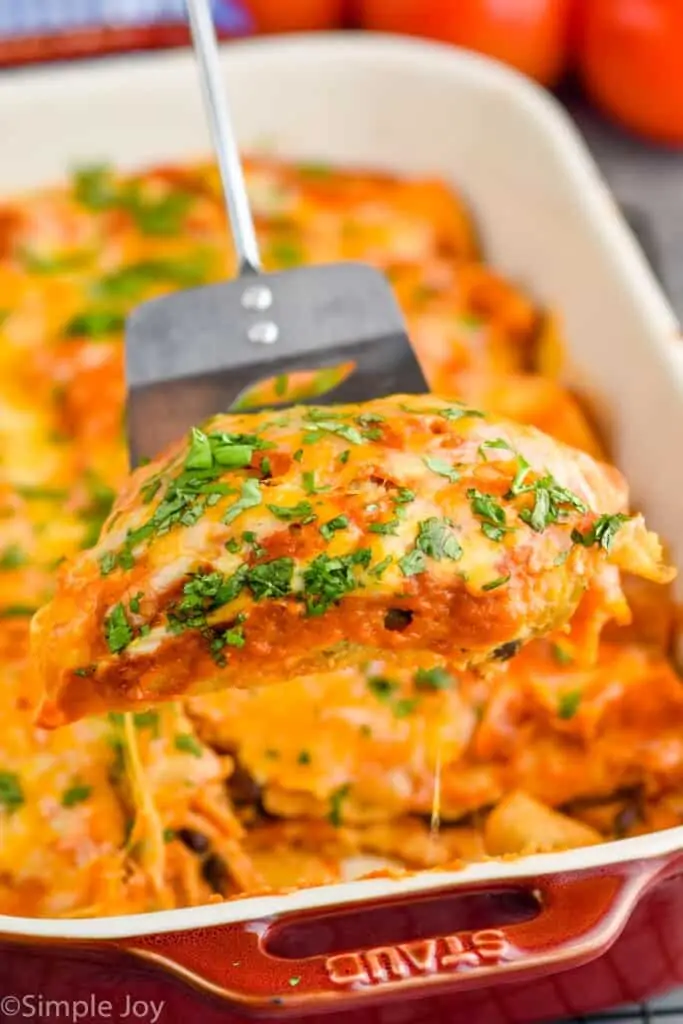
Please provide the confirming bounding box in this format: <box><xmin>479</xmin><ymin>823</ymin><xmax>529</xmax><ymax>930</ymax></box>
<box><xmin>73</xmin><ymin>665</ymin><xmax>96</xmax><ymax>678</ymax></box>
<box><xmin>267</xmin><ymin>501</ymin><xmax>316</xmax><ymax>523</ymax></box>
<box><xmin>339</xmin><ymin>449</ymin><xmax>350</xmax><ymax>465</ymax></box>
<box><xmin>0</xmin><ymin>545</ymin><xmax>27</xmax><ymax>570</ymax></box>
<box><xmin>269</xmin><ymin>239</ymin><xmax>302</xmax><ymax>267</ymax></box>
<box><xmin>141</xmin><ymin>479</ymin><xmax>161</xmax><ymax>504</ymax></box>
<box><xmin>303</xmin><ymin>415</ymin><xmax>364</xmax><ymax>445</ymax></box>
<box><xmin>394</xmin><ymin>488</ymin><xmax>415</xmax><ymax>505</ymax></box>
<box><xmin>302</xmin><ymin>550</ymin><xmax>371</xmax><ymax>615</ymax></box>
<box><xmin>328</xmin><ymin>784</ymin><xmax>351</xmax><ymax>827</ymax></box>
<box><xmin>557</xmin><ymin>690</ymin><xmax>582</xmax><ymax>720</ymax></box>
<box><xmin>21</xmin><ymin>248</ymin><xmax>91</xmax><ymax>275</ymax></box>
<box><xmin>0</xmin><ymin>771</ymin><xmax>24</xmax><ymax>813</ymax></box>
<box><xmin>61</xmin><ymin>782</ymin><xmax>92</xmax><ymax>808</ymax></box>
<box><xmin>72</xmin><ymin>164</ymin><xmax>116</xmax><ymax>210</ymax></box>
<box><xmin>293</xmin><ymin>449</ymin><xmax>304</xmax><ymax>462</ymax></box>
<box><xmin>297</xmin><ymin>750</ymin><xmax>311</xmax><ymax>765</ymax></box>
<box><xmin>482</xmin><ymin>574</ymin><xmax>511</xmax><ymax>591</ymax></box>
<box><xmin>467</xmin><ymin>488</ymin><xmax>509</xmax><ymax>542</ymax></box>
<box><xmin>551</xmin><ymin>643</ymin><xmax>573</xmax><ymax>666</ymax></box>
<box><xmin>104</xmin><ymin>603</ymin><xmax>133</xmax><ymax>653</ymax></box>
<box><xmin>415</xmin><ymin>518</ymin><xmax>463</xmax><ymax>561</ymax></box>
<box><xmin>571</xmin><ymin>513</ymin><xmax>629</xmax><ymax>552</ymax></box>
<box><xmin>174</xmin><ymin>733</ymin><xmax>204</xmax><ymax>758</ymax></box>
<box><xmin>246</xmin><ymin>558</ymin><xmax>294</xmax><ymax>601</ymax></box>
<box><xmin>133</xmin><ymin>709</ymin><xmax>159</xmax><ymax>733</ymax></box>
<box><xmin>368</xmin><ymin>519</ymin><xmax>399</xmax><ymax>535</ymax></box>
<box><xmin>393</xmin><ymin>697</ymin><xmax>419</xmax><ymax>718</ymax></box>
<box><xmin>398</xmin><ymin>548</ymin><xmax>427</xmax><ymax>577</ymax></box>
<box><xmin>288</xmin><ymin>976</ymin><xmax>302</xmax><ymax>988</ymax></box>
<box><xmin>423</xmin><ymin>456</ymin><xmax>460</xmax><ymax>483</ymax></box>
<box><xmin>414</xmin><ymin>666</ymin><xmax>455</xmax><ymax>691</ymax></box>
<box><xmin>370</xmin><ymin>555</ymin><xmax>393</xmax><ymax>578</ymax></box>
<box><xmin>0</xmin><ymin>605</ymin><xmax>38</xmax><ymax>618</ymax></box>
<box><xmin>515</xmin><ymin>475</ymin><xmax>587</xmax><ymax>533</ymax></box>
<box><xmin>99</xmin><ymin>551</ymin><xmax>117</xmax><ymax>576</ymax></box>
<box><xmin>320</xmin><ymin>515</ymin><xmax>349</xmax><ymax>541</ymax></box>
<box><xmin>439</xmin><ymin>404</ymin><xmax>485</xmax><ymax>421</ymax></box>
<box><xmin>63</xmin><ymin>309</ymin><xmax>126</xmax><ymax>339</ymax></box>
<box><xmin>302</xmin><ymin>471</ymin><xmax>330</xmax><ymax>495</ymax></box>
<box><xmin>185</xmin><ymin>427</ymin><xmax>213</xmax><ymax>469</ymax></box>
<box><xmin>94</xmin><ymin>253</ymin><xmax>210</xmax><ymax>301</ymax></box>
<box><xmin>122</xmin><ymin>186</ymin><xmax>193</xmax><ymax>237</ymax></box>
<box><xmin>367</xmin><ymin>677</ymin><xmax>399</xmax><ymax>700</ymax></box>
<box><xmin>479</xmin><ymin>438</ymin><xmax>514</xmax><ymax>458</ymax></box>
<box><xmin>129</xmin><ymin>592</ymin><xmax>143</xmax><ymax>614</ymax></box>
<box><xmin>222</xmin><ymin>479</ymin><xmax>262</xmax><ymax>525</ymax></box>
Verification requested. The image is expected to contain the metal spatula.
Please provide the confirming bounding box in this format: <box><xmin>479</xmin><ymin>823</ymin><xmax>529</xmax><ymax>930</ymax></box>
<box><xmin>125</xmin><ymin>0</ymin><xmax>427</xmax><ymax>465</ymax></box>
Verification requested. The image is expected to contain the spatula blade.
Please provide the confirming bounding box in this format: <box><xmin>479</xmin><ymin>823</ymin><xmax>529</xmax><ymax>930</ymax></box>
<box><xmin>126</xmin><ymin>262</ymin><xmax>427</xmax><ymax>464</ymax></box>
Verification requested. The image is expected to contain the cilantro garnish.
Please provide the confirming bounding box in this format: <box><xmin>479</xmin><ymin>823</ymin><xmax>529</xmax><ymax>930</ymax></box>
<box><xmin>482</xmin><ymin>574</ymin><xmax>511</xmax><ymax>591</ymax></box>
<box><xmin>302</xmin><ymin>549</ymin><xmax>371</xmax><ymax>615</ymax></box>
<box><xmin>557</xmin><ymin>690</ymin><xmax>582</xmax><ymax>720</ymax></box>
<box><xmin>0</xmin><ymin>771</ymin><xmax>24</xmax><ymax>813</ymax></box>
<box><xmin>320</xmin><ymin>515</ymin><xmax>349</xmax><ymax>541</ymax></box>
<box><xmin>62</xmin><ymin>782</ymin><xmax>92</xmax><ymax>808</ymax></box>
<box><xmin>398</xmin><ymin>548</ymin><xmax>427</xmax><ymax>577</ymax></box>
<box><xmin>246</xmin><ymin>558</ymin><xmax>294</xmax><ymax>601</ymax></box>
<box><xmin>423</xmin><ymin>456</ymin><xmax>460</xmax><ymax>483</ymax></box>
<box><xmin>370</xmin><ymin>555</ymin><xmax>393</xmax><ymax>578</ymax></box>
<box><xmin>99</xmin><ymin>552</ymin><xmax>117</xmax><ymax>577</ymax></box>
<box><xmin>302</xmin><ymin>471</ymin><xmax>330</xmax><ymax>495</ymax></box>
<box><xmin>467</xmin><ymin>488</ymin><xmax>509</xmax><ymax>542</ymax></box>
<box><xmin>367</xmin><ymin>677</ymin><xmax>399</xmax><ymax>700</ymax></box>
<box><xmin>267</xmin><ymin>501</ymin><xmax>316</xmax><ymax>523</ymax></box>
<box><xmin>515</xmin><ymin>475</ymin><xmax>587</xmax><ymax>533</ymax></box>
<box><xmin>414</xmin><ymin>666</ymin><xmax>455</xmax><ymax>691</ymax></box>
<box><xmin>63</xmin><ymin>308</ymin><xmax>125</xmax><ymax>340</ymax></box>
<box><xmin>104</xmin><ymin>603</ymin><xmax>133</xmax><ymax>653</ymax></box>
<box><xmin>328</xmin><ymin>784</ymin><xmax>350</xmax><ymax>827</ymax></box>
<box><xmin>571</xmin><ymin>513</ymin><xmax>629</xmax><ymax>552</ymax></box>
<box><xmin>415</xmin><ymin>518</ymin><xmax>463</xmax><ymax>561</ymax></box>
<box><xmin>368</xmin><ymin>519</ymin><xmax>399</xmax><ymax>535</ymax></box>
<box><xmin>222</xmin><ymin>479</ymin><xmax>262</xmax><ymax>525</ymax></box>
<box><xmin>0</xmin><ymin>545</ymin><xmax>27</xmax><ymax>570</ymax></box>
<box><xmin>174</xmin><ymin>733</ymin><xmax>203</xmax><ymax>758</ymax></box>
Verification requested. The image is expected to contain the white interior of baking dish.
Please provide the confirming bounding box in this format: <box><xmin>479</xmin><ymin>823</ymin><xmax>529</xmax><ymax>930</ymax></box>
<box><xmin>1</xmin><ymin>33</ymin><xmax>682</xmax><ymax>939</ymax></box>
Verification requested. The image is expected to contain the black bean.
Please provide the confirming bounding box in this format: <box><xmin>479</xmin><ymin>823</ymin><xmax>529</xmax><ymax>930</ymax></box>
<box><xmin>176</xmin><ymin>828</ymin><xmax>210</xmax><ymax>854</ymax></box>
<box><xmin>202</xmin><ymin>853</ymin><xmax>229</xmax><ymax>893</ymax></box>
<box><xmin>492</xmin><ymin>640</ymin><xmax>522</xmax><ymax>661</ymax></box>
<box><xmin>227</xmin><ymin>763</ymin><xmax>263</xmax><ymax>807</ymax></box>
<box><xmin>384</xmin><ymin>608</ymin><xmax>413</xmax><ymax>632</ymax></box>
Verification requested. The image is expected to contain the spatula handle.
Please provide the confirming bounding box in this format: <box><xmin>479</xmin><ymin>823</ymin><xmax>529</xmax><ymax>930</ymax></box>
<box><xmin>186</xmin><ymin>0</ymin><xmax>261</xmax><ymax>275</ymax></box>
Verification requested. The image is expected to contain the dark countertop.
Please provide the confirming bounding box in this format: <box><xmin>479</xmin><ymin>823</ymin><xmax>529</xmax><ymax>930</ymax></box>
<box><xmin>567</xmin><ymin>100</ymin><xmax>683</xmax><ymax>316</ymax></box>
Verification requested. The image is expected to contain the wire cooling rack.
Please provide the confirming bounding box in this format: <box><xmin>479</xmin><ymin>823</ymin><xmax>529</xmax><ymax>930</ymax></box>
<box><xmin>567</xmin><ymin>988</ymin><xmax>683</xmax><ymax>1022</ymax></box>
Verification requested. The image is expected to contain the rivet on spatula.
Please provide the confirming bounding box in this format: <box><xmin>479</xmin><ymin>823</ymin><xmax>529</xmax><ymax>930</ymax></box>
<box><xmin>247</xmin><ymin>321</ymin><xmax>279</xmax><ymax>345</ymax></box>
<box><xmin>241</xmin><ymin>285</ymin><xmax>273</xmax><ymax>311</ymax></box>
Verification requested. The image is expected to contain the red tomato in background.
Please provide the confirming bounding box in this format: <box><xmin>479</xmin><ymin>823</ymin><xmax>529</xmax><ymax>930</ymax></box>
<box><xmin>244</xmin><ymin>0</ymin><xmax>344</xmax><ymax>32</ymax></box>
<box><xmin>577</xmin><ymin>0</ymin><xmax>683</xmax><ymax>147</ymax></box>
<box><xmin>358</xmin><ymin>0</ymin><xmax>574</xmax><ymax>86</ymax></box>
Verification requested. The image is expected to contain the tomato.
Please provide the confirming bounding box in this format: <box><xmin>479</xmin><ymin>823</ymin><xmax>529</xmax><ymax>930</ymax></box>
<box><xmin>244</xmin><ymin>0</ymin><xmax>345</xmax><ymax>33</ymax></box>
<box><xmin>358</xmin><ymin>0</ymin><xmax>574</xmax><ymax>86</ymax></box>
<box><xmin>577</xmin><ymin>0</ymin><xmax>683</xmax><ymax>147</ymax></box>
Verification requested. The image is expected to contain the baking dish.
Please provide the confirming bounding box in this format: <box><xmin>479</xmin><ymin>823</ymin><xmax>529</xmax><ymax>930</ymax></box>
<box><xmin>1</xmin><ymin>32</ymin><xmax>683</xmax><ymax>1024</ymax></box>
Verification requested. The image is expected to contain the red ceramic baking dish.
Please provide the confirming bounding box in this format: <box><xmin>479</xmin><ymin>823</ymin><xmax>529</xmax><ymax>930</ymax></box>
<box><xmin>1</xmin><ymin>33</ymin><xmax>683</xmax><ymax>1024</ymax></box>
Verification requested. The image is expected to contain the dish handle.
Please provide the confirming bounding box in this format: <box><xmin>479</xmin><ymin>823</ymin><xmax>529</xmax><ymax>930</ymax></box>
<box><xmin>121</xmin><ymin>858</ymin><xmax>673</xmax><ymax>1015</ymax></box>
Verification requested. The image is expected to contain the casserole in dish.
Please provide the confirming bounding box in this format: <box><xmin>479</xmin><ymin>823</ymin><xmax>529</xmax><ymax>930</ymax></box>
<box><xmin>1</xmin><ymin>32</ymin><xmax>683</xmax><ymax>1024</ymax></box>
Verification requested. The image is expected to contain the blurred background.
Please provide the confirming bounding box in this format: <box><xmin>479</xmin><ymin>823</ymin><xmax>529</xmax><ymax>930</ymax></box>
<box><xmin>0</xmin><ymin>1</ymin><xmax>681</xmax><ymax>303</ymax></box>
